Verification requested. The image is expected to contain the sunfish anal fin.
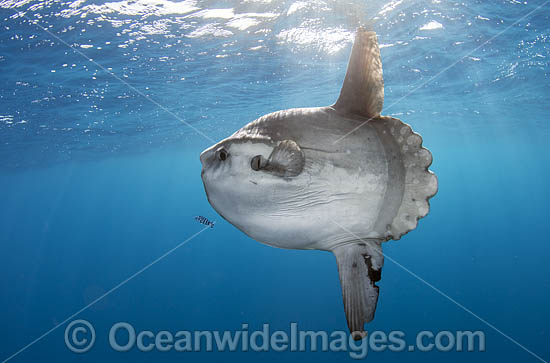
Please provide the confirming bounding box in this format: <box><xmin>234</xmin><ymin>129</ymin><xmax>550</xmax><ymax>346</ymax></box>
<box><xmin>332</xmin><ymin>241</ymin><xmax>384</xmax><ymax>339</ymax></box>
<box><xmin>333</xmin><ymin>27</ymin><xmax>384</xmax><ymax>119</ymax></box>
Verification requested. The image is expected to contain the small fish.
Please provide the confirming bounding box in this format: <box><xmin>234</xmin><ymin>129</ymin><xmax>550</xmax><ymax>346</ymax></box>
<box><xmin>195</xmin><ymin>215</ymin><xmax>215</xmax><ymax>228</ymax></box>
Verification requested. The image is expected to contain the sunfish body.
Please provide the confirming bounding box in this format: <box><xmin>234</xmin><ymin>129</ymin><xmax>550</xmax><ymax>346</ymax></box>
<box><xmin>200</xmin><ymin>28</ymin><xmax>437</xmax><ymax>336</ymax></box>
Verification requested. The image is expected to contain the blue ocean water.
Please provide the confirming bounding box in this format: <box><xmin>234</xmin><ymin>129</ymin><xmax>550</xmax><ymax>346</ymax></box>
<box><xmin>1</xmin><ymin>0</ymin><xmax>549</xmax><ymax>362</ymax></box>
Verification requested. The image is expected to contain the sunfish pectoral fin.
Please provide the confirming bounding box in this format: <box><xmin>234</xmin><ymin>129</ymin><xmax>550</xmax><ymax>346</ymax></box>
<box><xmin>332</xmin><ymin>241</ymin><xmax>384</xmax><ymax>339</ymax></box>
<box><xmin>264</xmin><ymin>139</ymin><xmax>305</xmax><ymax>177</ymax></box>
<box><xmin>333</xmin><ymin>27</ymin><xmax>384</xmax><ymax>119</ymax></box>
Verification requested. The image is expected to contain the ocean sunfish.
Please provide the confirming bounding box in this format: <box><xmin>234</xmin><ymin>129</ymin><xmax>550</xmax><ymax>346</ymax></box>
<box><xmin>199</xmin><ymin>28</ymin><xmax>438</xmax><ymax>337</ymax></box>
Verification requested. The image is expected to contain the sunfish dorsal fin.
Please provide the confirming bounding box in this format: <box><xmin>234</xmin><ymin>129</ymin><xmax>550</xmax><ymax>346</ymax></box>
<box><xmin>333</xmin><ymin>28</ymin><xmax>384</xmax><ymax>119</ymax></box>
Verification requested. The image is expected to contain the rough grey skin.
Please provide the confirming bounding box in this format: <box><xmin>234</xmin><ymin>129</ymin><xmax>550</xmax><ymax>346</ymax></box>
<box><xmin>200</xmin><ymin>28</ymin><xmax>437</xmax><ymax>337</ymax></box>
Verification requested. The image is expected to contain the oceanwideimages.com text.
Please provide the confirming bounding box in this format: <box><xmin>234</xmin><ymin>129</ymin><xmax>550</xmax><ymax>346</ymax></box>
<box><xmin>65</xmin><ymin>320</ymin><xmax>486</xmax><ymax>358</ymax></box>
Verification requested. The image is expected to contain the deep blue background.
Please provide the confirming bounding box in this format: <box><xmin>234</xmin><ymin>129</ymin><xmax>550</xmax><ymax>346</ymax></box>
<box><xmin>1</xmin><ymin>0</ymin><xmax>550</xmax><ymax>362</ymax></box>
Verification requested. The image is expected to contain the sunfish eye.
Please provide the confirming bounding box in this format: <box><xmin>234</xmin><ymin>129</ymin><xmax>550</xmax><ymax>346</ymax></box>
<box><xmin>216</xmin><ymin>148</ymin><xmax>229</xmax><ymax>161</ymax></box>
<box><xmin>251</xmin><ymin>155</ymin><xmax>262</xmax><ymax>171</ymax></box>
